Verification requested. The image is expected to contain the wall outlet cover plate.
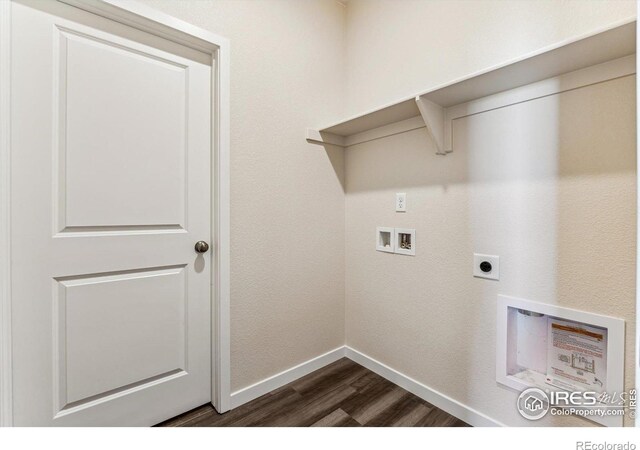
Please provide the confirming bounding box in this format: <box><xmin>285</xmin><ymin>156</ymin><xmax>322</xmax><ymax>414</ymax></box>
<box><xmin>395</xmin><ymin>193</ymin><xmax>406</xmax><ymax>212</ymax></box>
<box><xmin>473</xmin><ymin>253</ymin><xmax>499</xmax><ymax>280</ymax></box>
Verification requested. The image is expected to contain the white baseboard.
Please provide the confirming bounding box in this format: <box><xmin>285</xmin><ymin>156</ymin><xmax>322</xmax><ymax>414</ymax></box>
<box><xmin>344</xmin><ymin>346</ymin><xmax>504</xmax><ymax>427</ymax></box>
<box><xmin>229</xmin><ymin>346</ymin><xmax>346</xmax><ymax>409</ymax></box>
<box><xmin>229</xmin><ymin>344</ymin><xmax>502</xmax><ymax>427</ymax></box>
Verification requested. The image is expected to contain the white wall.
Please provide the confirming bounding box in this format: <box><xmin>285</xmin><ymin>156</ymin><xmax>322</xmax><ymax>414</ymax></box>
<box><xmin>134</xmin><ymin>1</ymin><xmax>637</xmax><ymax>427</ymax></box>
<box><xmin>344</xmin><ymin>0</ymin><xmax>636</xmax><ymax>426</ymax></box>
<box><xmin>345</xmin><ymin>0</ymin><xmax>637</xmax><ymax>115</ymax></box>
<box><xmin>137</xmin><ymin>0</ymin><xmax>348</xmax><ymax>392</ymax></box>
<box><xmin>345</xmin><ymin>76</ymin><xmax>636</xmax><ymax>426</ymax></box>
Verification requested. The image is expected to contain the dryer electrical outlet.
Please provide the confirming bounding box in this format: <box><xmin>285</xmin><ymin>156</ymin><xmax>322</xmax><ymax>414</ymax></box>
<box><xmin>473</xmin><ymin>254</ymin><xmax>499</xmax><ymax>280</ymax></box>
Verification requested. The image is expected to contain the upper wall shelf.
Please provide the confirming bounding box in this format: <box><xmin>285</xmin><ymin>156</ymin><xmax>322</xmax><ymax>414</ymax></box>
<box><xmin>306</xmin><ymin>19</ymin><xmax>636</xmax><ymax>155</ymax></box>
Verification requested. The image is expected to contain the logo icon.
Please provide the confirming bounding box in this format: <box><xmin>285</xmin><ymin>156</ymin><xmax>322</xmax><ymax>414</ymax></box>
<box><xmin>517</xmin><ymin>387</ymin><xmax>550</xmax><ymax>420</ymax></box>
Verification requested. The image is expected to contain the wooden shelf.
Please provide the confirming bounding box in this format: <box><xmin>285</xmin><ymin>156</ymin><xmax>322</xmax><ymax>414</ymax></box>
<box><xmin>307</xmin><ymin>19</ymin><xmax>636</xmax><ymax>154</ymax></box>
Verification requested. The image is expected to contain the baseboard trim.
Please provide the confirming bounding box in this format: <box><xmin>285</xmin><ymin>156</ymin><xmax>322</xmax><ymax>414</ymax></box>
<box><xmin>344</xmin><ymin>346</ymin><xmax>504</xmax><ymax>427</ymax></box>
<box><xmin>229</xmin><ymin>346</ymin><xmax>346</xmax><ymax>409</ymax></box>
<box><xmin>229</xmin><ymin>344</ymin><xmax>502</xmax><ymax>426</ymax></box>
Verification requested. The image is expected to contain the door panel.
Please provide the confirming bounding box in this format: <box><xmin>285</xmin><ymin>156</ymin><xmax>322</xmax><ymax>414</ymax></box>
<box><xmin>58</xmin><ymin>265</ymin><xmax>187</xmax><ymax>406</ymax></box>
<box><xmin>60</xmin><ymin>28</ymin><xmax>188</xmax><ymax>229</ymax></box>
<box><xmin>11</xmin><ymin>0</ymin><xmax>212</xmax><ymax>426</ymax></box>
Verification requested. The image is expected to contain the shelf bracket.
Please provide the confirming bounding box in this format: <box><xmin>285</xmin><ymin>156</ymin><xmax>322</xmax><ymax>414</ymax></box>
<box><xmin>305</xmin><ymin>128</ymin><xmax>346</xmax><ymax>147</ymax></box>
<box><xmin>415</xmin><ymin>96</ymin><xmax>450</xmax><ymax>155</ymax></box>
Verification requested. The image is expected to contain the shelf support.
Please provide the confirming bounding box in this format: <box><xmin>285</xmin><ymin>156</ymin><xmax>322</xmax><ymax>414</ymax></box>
<box><xmin>415</xmin><ymin>96</ymin><xmax>449</xmax><ymax>155</ymax></box>
<box><xmin>306</xmin><ymin>128</ymin><xmax>346</xmax><ymax>147</ymax></box>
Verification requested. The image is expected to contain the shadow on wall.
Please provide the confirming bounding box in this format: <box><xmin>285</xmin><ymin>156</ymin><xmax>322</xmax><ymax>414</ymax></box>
<box><xmin>552</xmin><ymin>76</ymin><xmax>636</xmax><ymax>427</ymax></box>
<box><xmin>343</xmin><ymin>75</ymin><xmax>636</xmax><ymax>426</ymax></box>
<box><xmin>323</xmin><ymin>144</ymin><xmax>346</xmax><ymax>192</ymax></box>
<box><xmin>345</xmin><ymin>88</ymin><xmax>636</xmax><ymax>194</ymax></box>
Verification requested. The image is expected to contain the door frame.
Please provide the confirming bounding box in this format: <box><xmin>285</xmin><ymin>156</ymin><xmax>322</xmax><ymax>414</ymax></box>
<box><xmin>0</xmin><ymin>0</ymin><xmax>232</xmax><ymax>426</ymax></box>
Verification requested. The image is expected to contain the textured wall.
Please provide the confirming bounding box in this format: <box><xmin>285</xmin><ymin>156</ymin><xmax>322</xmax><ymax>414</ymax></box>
<box><xmin>134</xmin><ymin>2</ymin><xmax>638</xmax><ymax>427</ymax></box>
<box><xmin>345</xmin><ymin>0</ymin><xmax>636</xmax><ymax>115</ymax></box>
<box><xmin>345</xmin><ymin>76</ymin><xmax>636</xmax><ymax>426</ymax></box>
<box><xmin>138</xmin><ymin>0</ymin><xmax>348</xmax><ymax>392</ymax></box>
<box><xmin>344</xmin><ymin>0</ymin><xmax>637</xmax><ymax>426</ymax></box>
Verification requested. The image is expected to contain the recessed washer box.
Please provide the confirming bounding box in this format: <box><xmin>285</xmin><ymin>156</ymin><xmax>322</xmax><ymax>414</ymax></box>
<box><xmin>376</xmin><ymin>227</ymin><xmax>394</xmax><ymax>253</ymax></box>
<box><xmin>394</xmin><ymin>228</ymin><xmax>415</xmax><ymax>256</ymax></box>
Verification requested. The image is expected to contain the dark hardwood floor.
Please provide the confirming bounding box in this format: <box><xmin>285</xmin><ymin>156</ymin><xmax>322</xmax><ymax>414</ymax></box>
<box><xmin>157</xmin><ymin>358</ymin><xmax>470</xmax><ymax>427</ymax></box>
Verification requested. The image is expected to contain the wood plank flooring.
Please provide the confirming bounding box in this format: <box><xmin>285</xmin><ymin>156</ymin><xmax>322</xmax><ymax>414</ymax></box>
<box><xmin>157</xmin><ymin>358</ymin><xmax>470</xmax><ymax>427</ymax></box>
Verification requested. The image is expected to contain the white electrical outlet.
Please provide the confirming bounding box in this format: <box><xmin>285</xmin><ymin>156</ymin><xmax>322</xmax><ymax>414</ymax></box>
<box><xmin>473</xmin><ymin>254</ymin><xmax>499</xmax><ymax>280</ymax></box>
<box><xmin>396</xmin><ymin>193</ymin><xmax>406</xmax><ymax>212</ymax></box>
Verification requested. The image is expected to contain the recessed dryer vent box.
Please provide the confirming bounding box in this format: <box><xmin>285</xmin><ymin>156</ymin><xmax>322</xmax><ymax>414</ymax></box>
<box><xmin>376</xmin><ymin>227</ymin><xmax>394</xmax><ymax>253</ymax></box>
<box><xmin>496</xmin><ymin>295</ymin><xmax>625</xmax><ymax>427</ymax></box>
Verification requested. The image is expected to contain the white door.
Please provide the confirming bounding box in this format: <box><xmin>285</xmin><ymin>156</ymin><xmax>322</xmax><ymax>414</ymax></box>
<box><xmin>10</xmin><ymin>0</ymin><xmax>212</xmax><ymax>426</ymax></box>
